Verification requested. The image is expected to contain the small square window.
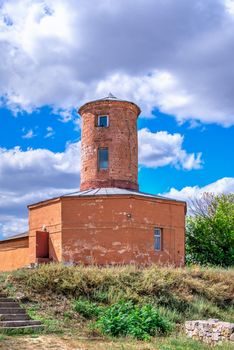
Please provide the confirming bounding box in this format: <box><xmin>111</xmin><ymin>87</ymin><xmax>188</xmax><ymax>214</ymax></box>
<box><xmin>98</xmin><ymin>148</ymin><xmax>108</xmax><ymax>169</ymax></box>
<box><xmin>98</xmin><ymin>115</ymin><xmax>109</xmax><ymax>127</ymax></box>
<box><xmin>154</xmin><ymin>228</ymin><xmax>162</xmax><ymax>251</ymax></box>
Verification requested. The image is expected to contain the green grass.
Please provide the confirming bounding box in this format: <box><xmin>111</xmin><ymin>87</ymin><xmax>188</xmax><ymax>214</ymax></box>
<box><xmin>0</xmin><ymin>328</ymin><xmax>40</xmax><ymax>336</ymax></box>
<box><xmin>156</xmin><ymin>336</ymin><xmax>234</xmax><ymax>350</ymax></box>
<box><xmin>74</xmin><ymin>299</ymin><xmax>103</xmax><ymax>319</ymax></box>
<box><xmin>25</xmin><ymin>304</ymin><xmax>66</xmax><ymax>334</ymax></box>
<box><xmin>0</xmin><ymin>264</ymin><xmax>233</xmax><ymax>345</ymax></box>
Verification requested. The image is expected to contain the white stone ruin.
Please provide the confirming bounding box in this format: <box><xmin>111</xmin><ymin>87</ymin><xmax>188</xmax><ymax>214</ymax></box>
<box><xmin>185</xmin><ymin>319</ymin><xmax>234</xmax><ymax>345</ymax></box>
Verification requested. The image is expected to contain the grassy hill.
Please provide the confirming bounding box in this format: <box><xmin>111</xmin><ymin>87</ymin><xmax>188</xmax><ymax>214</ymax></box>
<box><xmin>0</xmin><ymin>264</ymin><xmax>233</xmax><ymax>349</ymax></box>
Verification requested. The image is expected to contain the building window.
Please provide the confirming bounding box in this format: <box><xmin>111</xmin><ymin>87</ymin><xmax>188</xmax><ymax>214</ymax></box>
<box><xmin>98</xmin><ymin>148</ymin><xmax>108</xmax><ymax>169</ymax></box>
<box><xmin>154</xmin><ymin>228</ymin><xmax>162</xmax><ymax>251</ymax></box>
<box><xmin>97</xmin><ymin>115</ymin><xmax>109</xmax><ymax>127</ymax></box>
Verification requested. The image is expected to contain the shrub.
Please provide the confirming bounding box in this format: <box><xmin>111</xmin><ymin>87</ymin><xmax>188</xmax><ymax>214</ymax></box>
<box><xmin>74</xmin><ymin>299</ymin><xmax>102</xmax><ymax>319</ymax></box>
<box><xmin>95</xmin><ymin>300</ymin><xmax>172</xmax><ymax>340</ymax></box>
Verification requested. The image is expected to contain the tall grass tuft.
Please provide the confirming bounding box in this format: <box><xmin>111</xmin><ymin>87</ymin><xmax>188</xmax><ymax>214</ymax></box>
<box><xmin>2</xmin><ymin>264</ymin><xmax>234</xmax><ymax>324</ymax></box>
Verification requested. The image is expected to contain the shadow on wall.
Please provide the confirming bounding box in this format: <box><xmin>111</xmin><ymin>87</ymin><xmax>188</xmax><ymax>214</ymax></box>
<box><xmin>49</xmin><ymin>236</ymin><xmax>59</xmax><ymax>262</ymax></box>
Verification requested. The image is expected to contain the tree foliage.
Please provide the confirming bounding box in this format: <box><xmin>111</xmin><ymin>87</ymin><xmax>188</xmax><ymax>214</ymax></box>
<box><xmin>186</xmin><ymin>193</ymin><xmax>234</xmax><ymax>266</ymax></box>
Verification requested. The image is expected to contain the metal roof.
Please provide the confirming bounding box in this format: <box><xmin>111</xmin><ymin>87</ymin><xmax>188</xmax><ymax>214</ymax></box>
<box><xmin>0</xmin><ymin>231</ymin><xmax>28</xmax><ymax>242</ymax></box>
<box><xmin>98</xmin><ymin>92</ymin><xmax>126</xmax><ymax>102</ymax></box>
<box><xmin>27</xmin><ymin>187</ymin><xmax>186</xmax><ymax>208</ymax></box>
<box><xmin>61</xmin><ymin>187</ymin><xmax>185</xmax><ymax>203</ymax></box>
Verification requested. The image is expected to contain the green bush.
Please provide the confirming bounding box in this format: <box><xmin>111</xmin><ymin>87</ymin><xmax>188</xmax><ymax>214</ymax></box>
<box><xmin>74</xmin><ymin>299</ymin><xmax>102</xmax><ymax>319</ymax></box>
<box><xmin>95</xmin><ymin>300</ymin><xmax>172</xmax><ymax>340</ymax></box>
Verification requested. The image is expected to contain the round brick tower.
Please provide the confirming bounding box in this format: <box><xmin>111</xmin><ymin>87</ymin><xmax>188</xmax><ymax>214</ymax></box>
<box><xmin>78</xmin><ymin>94</ymin><xmax>141</xmax><ymax>191</ymax></box>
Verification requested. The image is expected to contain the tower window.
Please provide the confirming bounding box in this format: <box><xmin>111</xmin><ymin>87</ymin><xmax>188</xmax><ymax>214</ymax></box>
<box><xmin>98</xmin><ymin>115</ymin><xmax>109</xmax><ymax>127</ymax></box>
<box><xmin>154</xmin><ymin>228</ymin><xmax>162</xmax><ymax>251</ymax></box>
<box><xmin>98</xmin><ymin>148</ymin><xmax>108</xmax><ymax>169</ymax></box>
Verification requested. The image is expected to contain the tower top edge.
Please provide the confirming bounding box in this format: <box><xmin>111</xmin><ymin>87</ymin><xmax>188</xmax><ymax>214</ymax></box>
<box><xmin>78</xmin><ymin>95</ymin><xmax>141</xmax><ymax>115</ymax></box>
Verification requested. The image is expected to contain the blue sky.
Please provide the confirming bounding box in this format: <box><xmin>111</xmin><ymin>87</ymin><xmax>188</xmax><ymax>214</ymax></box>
<box><xmin>0</xmin><ymin>0</ymin><xmax>234</xmax><ymax>238</ymax></box>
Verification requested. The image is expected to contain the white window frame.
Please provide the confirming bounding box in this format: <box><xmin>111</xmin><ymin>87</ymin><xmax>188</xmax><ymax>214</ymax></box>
<box><xmin>98</xmin><ymin>115</ymin><xmax>109</xmax><ymax>127</ymax></box>
<box><xmin>154</xmin><ymin>228</ymin><xmax>162</xmax><ymax>251</ymax></box>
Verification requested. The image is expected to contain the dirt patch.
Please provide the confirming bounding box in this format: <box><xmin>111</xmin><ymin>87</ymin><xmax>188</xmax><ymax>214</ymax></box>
<box><xmin>0</xmin><ymin>335</ymin><xmax>157</xmax><ymax>350</ymax></box>
<box><xmin>0</xmin><ymin>335</ymin><xmax>78</xmax><ymax>350</ymax></box>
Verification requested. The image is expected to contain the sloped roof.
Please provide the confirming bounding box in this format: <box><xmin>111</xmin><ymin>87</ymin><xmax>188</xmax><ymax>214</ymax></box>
<box><xmin>0</xmin><ymin>231</ymin><xmax>28</xmax><ymax>242</ymax></box>
<box><xmin>61</xmin><ymin>187</ymin><xmax>185</xmax><ymax>203</ymax></box>
<box><xmin>28</xmin><ymin>187</ymin><xmax>186</xmax><ymax>208</ymax></box>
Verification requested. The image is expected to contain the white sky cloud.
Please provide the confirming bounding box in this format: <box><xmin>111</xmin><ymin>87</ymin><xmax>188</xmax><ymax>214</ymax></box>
<box><xmin>163</xmin><ymin>177</ymin><xmax>234</xmax><ymax>204</ymax></box>
<box><xmin>138</xmin><ymin>128</ymin><xmax>202</xmax><ymax>170</ymax></box>
<box><xmin>0</xmin><ymin>142</ymin><xmax>81</xmax><ymax>193</ymax></box>
<box><xmin>22</xmin><ymin>128</ymin><xmax>36</xmax><ymax>139</ymax></box>
<box><xmin>0</xmin><ymin>141</ymin><xmax>81</xmax><ymax>238</ymax></box>
<box><xmin>226</xmin><ymin>0</ymin><xmax>234</xmax><ymax>15</ymax></box>
<box><xmin>0</xmin><ymin>216</ymin><xmax>28</xmax><ymax>238</ymax></box>
<box><xmin>45</xmin><ymin>126</ymin><xmax>55</xmax><ymax>138</ymax></box>
<box><xmin>0</xmin><ymin>0</ymin><xmax>234</xmax><ymax>125</ymax></box>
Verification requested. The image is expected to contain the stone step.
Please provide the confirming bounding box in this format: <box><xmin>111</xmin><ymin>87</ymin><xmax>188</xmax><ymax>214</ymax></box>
<box><xmin>0</xmin><ymin>308</ymin><xmax>26</xmax><ymax>314</ymax></box>
<box><xmin>0</xmin><ymin>320</ymin><xmax>42</xmax><ymax>327</ymax></box>
<box><xmin>0</xmin><ymin>302</ymin><xmax>19</xmax><ymax>308</ymax></box>
<box><xmin>0</xmin><ymin>298</ymin><xmax>15</xmax><ymax>302</ymax></box>
<box><xmin>0</xmin><ymin>314</ymin><xmax>30</xmax><ymax>321</ymax></box>
<box><xmin>36</xmin><ymin>257</ymin><xmax>51</xmax><ymax>264</ymax></box>
<box><xmin>0</xmin><ymin>324</ymin><xmax>43</xmax><ymax>332</ymax></box>
<box><xmin>0</xmin><ymin>293</ymin><xmax>42</xmax><ymax>333</ymax></box>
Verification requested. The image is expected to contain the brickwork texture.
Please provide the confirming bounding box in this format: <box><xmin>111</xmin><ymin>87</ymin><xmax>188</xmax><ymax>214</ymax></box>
<box><xmin>79</xmin><ymin>100</ymin><xmax>140</xmax><ymax>191</ymax></box>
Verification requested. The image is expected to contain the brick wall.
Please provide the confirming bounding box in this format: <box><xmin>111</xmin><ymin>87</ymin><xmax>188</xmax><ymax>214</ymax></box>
<box><xmin>0</xmin><ymin>237</ymin><xmax>30</xmax><ymax>271</ymax></box>
<box><xmin>61</xmin><ymin>195</ymin><xmax>185</xmax><ymax>266</ymax></box>
<box><xmin>79</xmin><ymin>100</ymin><xmax>140</xmax><ymax>191</ymax></box>
<box><xmin>28</xmin><ymin>199</ymin><xmax>62</xmax><ymax>263</ymax></box>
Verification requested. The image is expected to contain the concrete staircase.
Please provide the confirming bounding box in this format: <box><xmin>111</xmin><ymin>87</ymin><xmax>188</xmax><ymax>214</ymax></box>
<box><xmin>0</xmin><ymin>293</ymin><xmax>43</xmax><ymax>332</ymax></box>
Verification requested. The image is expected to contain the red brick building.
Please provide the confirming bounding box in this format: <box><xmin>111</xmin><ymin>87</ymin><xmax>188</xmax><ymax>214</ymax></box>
<box><xmin>0</xmin><ymin>94</ymin><xmax>186</xmax><ymax>271</ymax></box>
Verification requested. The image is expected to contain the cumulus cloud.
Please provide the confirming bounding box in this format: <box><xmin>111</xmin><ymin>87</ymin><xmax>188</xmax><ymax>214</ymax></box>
<box><xmin>0</xmin><ymin>142</ymin><xmax>81</xmax><ymax>193</ymax></box>
<box><xmin>0</xmin><ymin>0</ymin><xmax>234</xmax><ymax>125</ymax></box>
<box><xmin>0</xmin><ymin>216</ymin><xmax>28</xmax><ymax>238</ymax></box>
<box><xmin>163</xmin><ymin>177</ymin><xmax>234</xmax><ymax>203</ymax></box>
<box><xmin>0</xmin><ymin>142</ymin><xmax>81</xmax><ymax>238</ymax></box>
<box><xmin>138</xmin><ymin>128</ymin><xmax>202</xmax><ymax>170</ymax></box>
